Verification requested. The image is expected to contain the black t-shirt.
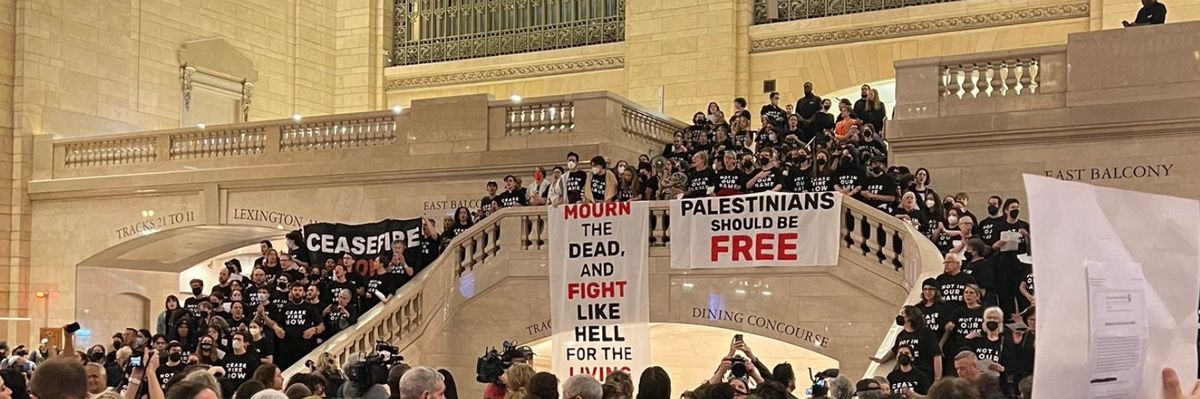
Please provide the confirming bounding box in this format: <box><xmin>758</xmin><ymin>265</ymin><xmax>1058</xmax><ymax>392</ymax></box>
<box><xmin>835</xmin><ymin>167</ymin><xmax>864</xmax><ymax>191</ymax></box>
<box><xmin>479</xmin><ymin>196</ymin><xmax>495</xmax><ymax>218</ymax></box>
<box><xmin>589</xmin><ymin>172</ymin><xmax>610</xmax><ymax>202</ymax></box>
<box><xmin>685</xmin><ymin>168</ymin><xmax>717</xmax><ymax>197</ymax></box>
<box><xmin>760</xmin><ymin>104</ymin><xmax>787</xmax><ymax>131</ymax></box>
<box><xmin>891</xmin><ymin>329</ymin><xmax>942</xmax><ymax>374</ymax></box>
<box><xmin>965</xmin><ymin>335</ymin><xmax>1004</xmax><ymax>364</ymax></box>
<box><xmin>155</xmin><ymin>362</ymin><xmax>187</xmax><ymax>389</ymax></box>
<box><xmin>978</xmin><ymin>216</ymin><xmax>1004</xmax><ymax>245</ymax></box>
<box><xmin>936</xmin><ymin>272</ymin><xmax>977</xmax><ymax>305</ymax></box>
<box><xmin>324</xmin><ymin>279</ymin><xmax>358</xmax><ymax>304</ymax></box>
<box><xmin>1135</xmin><ymin>2</ymin><xmax>1167</xmax><ymax>24</ymax></box>
<box><xmin>564</xmin><ymin>171</ymin><xmax>587</xmax><ymax>203</ymax></box>
<box><xmin>917</xmin><ymin>301</ymin><xmax>951</xmax><ymax>337</ymax></box>
<box><xmin>324</xmin><ymin>303</ymin><xmax>360</xmax><ymax>336</ymax></box>
<box><xmin>963</xmin><ymin>259</ymin><xmax>996</xmax><ymax>299</ymax></box>
<box><xmin>887</xmin><ymin>367</ymin><xmax>932</xmax><ymax>395</ymax></box>
<box><xmin>715</xmin><ymin>168</ymin><xmax>747</xmax><ymax>196</ymax></box>
<box><xmin>995</xmin><ymin>219</ymin><xmax>1031</xmax><ymax>254</ymax></box>
<box><xmin>860</xmin><ymin>173</ymin><xmax>899</xmax><ymax>214</ymax></box>
<box><xmin>495</xmin><ymin>189</ymin><xmax>528</xmax><ymax>208</ymax></box>
<box><xmin>1023</xmin><ymin>269</ymin><xmax>1035</xmax><ymax>295</ymax></box>
<box><xmin>278</xmin><ymin>301</ymin><xmax>321</xmax><ymax>344</ymax></box>
<box><xmin>794</xmin><ymin>94</ymin><xmax>822</xmax><ymax>119</ymax></box>
<box><xmin>252</xmin><ymin>334</ymin><xmax>276</xmax><ymax>361</ymax></box>
<box><xmin>810</xmin><ymin>174</ymin><xmax>834</xmax><ymax>193</ymax></box>
<box><xmin>747</xmin><ymin>168</ymin><xmax>782</xmax><ymax>193</ymax></box>
<box><xmin>362</xmin><ymin>273</ymin><xmax>396</xmax><ymax>310</ymax></box>
<box><xmin>786</xmin><ymin>166</ymin><xmax>811</xmax><ymax>193</ymax></box>
<box><xmin>952</xmin><ymin>305</ymin><xmax>986</xmax><ymax>339</ymax></box>
<box><xmin>219</xmin><ymin>352</ymin><xmax>261</xmax><ymax>388</ymax></box>
<box><xmin>184</xmin><ymin>296</ymin><xmax>206</xmax><ymax>319</ymax></box>
<box><xmin>269</xmin><ymin>290</ymin><xmax>291</xmax><ymax>312</ymax></box>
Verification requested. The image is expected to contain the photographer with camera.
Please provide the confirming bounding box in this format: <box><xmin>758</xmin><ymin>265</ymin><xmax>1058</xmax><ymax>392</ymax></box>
<box><xmin>476</xmin><ymin>342</ymin><xmax>535</xmax><ymax>399</ymax></box>
<box><xmin>706</xmin><ymin>336</ymin><xmax>765</xmax><ymax>387</ymax></box>
<box><xmin>341</xmin><ymin>342</ymin><xmax>405</xmax><ymax>399</ymax></box>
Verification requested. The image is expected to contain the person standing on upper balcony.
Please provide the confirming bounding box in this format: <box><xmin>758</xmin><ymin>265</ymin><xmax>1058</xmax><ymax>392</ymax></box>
<box><xmin>1123</xmin><ymin>0</ymin><xmax>1166</xmax><ymax>27</ymax></box>
<box><xmin>794</xmin><ymin>82</ymin><xmax>822</xmax><ymax>135</ymax></box>
<box><xmin>760</xmin><ymin>92</ymin><xmax>788</xmax><ymax>134</ymax></box>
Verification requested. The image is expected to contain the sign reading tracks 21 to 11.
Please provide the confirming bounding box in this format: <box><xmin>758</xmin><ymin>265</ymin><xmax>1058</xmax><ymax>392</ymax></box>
<box><xmin>548</xmin><ymin>202</ymin><xmax>650</xmax><ymax>382</ymax></box>
<box><xmin>670</xmin><ymin>191</ymin><xmax>842</xmax><ymax>269</ymax></box>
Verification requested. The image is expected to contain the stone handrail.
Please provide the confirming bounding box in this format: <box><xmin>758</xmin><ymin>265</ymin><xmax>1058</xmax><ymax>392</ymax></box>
<box><xmin>283</xmin><ymin>195</ymin><xmax>943</xmax><ymax>378</ymax></box>
<box><xmin>42</xmin><ymin>92</ymin><xmax>684</xmax><ymax>181</ymax></box>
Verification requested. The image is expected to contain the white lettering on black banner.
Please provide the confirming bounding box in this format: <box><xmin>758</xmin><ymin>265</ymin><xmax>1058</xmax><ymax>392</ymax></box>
<box><xmin>549</xmin><ymin>202</ymin><xmax>650</xmax><ymax>381</ymax></box>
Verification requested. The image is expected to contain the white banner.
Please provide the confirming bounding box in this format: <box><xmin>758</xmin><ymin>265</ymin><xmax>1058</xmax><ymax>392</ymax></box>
<box><xmin>670</xmin><ymin>191</ymin><xmax>842</xmax><ymax>269</ymax></box>
<box><xmin>549</xmin><ymin>202</ymin><xmax>650</xmax><ymax>381</ymax></box>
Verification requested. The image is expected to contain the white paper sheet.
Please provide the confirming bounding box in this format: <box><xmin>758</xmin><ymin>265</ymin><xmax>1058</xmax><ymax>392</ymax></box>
<box><xmin>1085</xmin><ymin>261</ymin><xmax>1147</xmax><ymax>398</ymax></box>
<box><xmin>1025</xmin><ymin>175</ymin><xmax>1199</xmax><ymax>399</ymax></box>
<box><xmin>1000</xmin><ymin>230</ymin><xmax>1020</xmax><ymax>252</ymax></box>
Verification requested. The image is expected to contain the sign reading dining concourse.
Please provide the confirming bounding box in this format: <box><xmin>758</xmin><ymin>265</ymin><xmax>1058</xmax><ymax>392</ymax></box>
<box><xmin>669</xmin><ymin>191</ymin><xmax>842</xmax><ymax>269</ymax></box>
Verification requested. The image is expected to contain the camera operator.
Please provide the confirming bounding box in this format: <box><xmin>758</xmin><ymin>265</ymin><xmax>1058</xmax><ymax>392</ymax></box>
<box><xmin>706</xmin><ymin>337</ymin><xmax>765</xmax><ymax>387</ymax></box>
<box><xmin>477</xmin><ymin>342</ymin><xmax>535</xmax><ymax>399</ymax></box>
<box><xmin>341</xmin><ymin>343</ymin><xmax>405</xmax><ymax>399</ymax></box>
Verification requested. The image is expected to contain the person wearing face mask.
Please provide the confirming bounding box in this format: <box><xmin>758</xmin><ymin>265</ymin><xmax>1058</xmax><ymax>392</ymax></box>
<box><xmin>977</xmin><ymin>196</ymin><xmax>1005</xmax><ymax>244</ymax></box>
<box><xmin>754</xmin><ymin>123</ymin><xmax>781</xmax><ymax>152</ymax></box>
<box><xmin>831</xmin><ymin>148</ymin><xmax>863</xmax><ymax>197</ymax></box>
<box><xmin>194</xmin><ymin>335</ymin><xmax>221</xmax><ymax>366</ymax></box>
<box><xmin>745</xmin><ymin>149</ymin><xmax>784</xmax><ymax>193</ymax></box>
<box><xmin>527</xmin><ymin>167</ymin><xmax>552</xmax><ymax>206</ymax></box>
<box><xmin>858</xmin><ymin>157</ymin><xmax>898</xmax><ymax>214</ymax></box>
<box><xmin>887</xmin><ymin>345</ymin><xmax>932</xmax><ymax>395</ymax></box>
<box><xmin>562</xmin><ymin>152</ymin><xmax>589</xmax><ymax>204</ymax></box>
<box><xmin>947</xmin><ymin>285</ymin><xmax>987</xmax><ymax>374</ymax></box>
<box><xmin>870</xmin><ymin>305</ymin><xmax>942</xmax><ymax>381</ymax></box>
<box><xmin>714</xmin><ymin>152</ymin><xmax>747</xmax><ymax>197</ymax></box>
<box><xmin>583</xmin><ymin>156</ymin><xmax>617</xmax><ymax>203</ymax></box>
<box><xmin>961</xmin><ymin>238</ymin><xmax>997</xmax><ymax>307</ymax></box>
<box><xmin>219</xmin><ymin>332</ymin><xmax>260</xmax><ymax>391</ymax></box>
<box><xmin>154</xmin><ymin>342</ymin><xmax>187</xmax><ymax>390</ymax></box>
<box><xmin>247</xmin><ymin>320</ymin><xmax>275</xmax><ymax>364</ymax></box>
<box><xmin>270</xmin><ymin>274</ymin><xmax>294</xmax><ymax>312</ymax></box>
<box><xmin>1005</xmin><ymin>306</ymin><xmax>1035</xmax><ymax>394</ymax></box>
<box><xmin>784</xmin><ymin>148</ymin><xmax>812</xmax><ymax>193</ymax></box>
<box><xmin>183</xmin><ymin>279</ymin><xmax>208</xmax><ymax>320</ymax></box>
<box><xmin>684</xmin><ymin>152</ymin><xmax>717</xmax><ymax>199</ymax></box>
<box><xmin>964</xmin><ymin>307</ymin><xmax>1006</xmax><ymax>366</ymax></box>
<box><xmin>263</xmin><ymin>282</ymin><xmax>325</xmax><ymax>369</ymax></box>
<box><xmin>689</xmin><ymin>112</ymin><xmax>712</xmax><ymax>142</ymax></box>
<box><xmin>809</xmin><ymin>150</ymin><xmax>834</xmax><ymax>193</ymax></box>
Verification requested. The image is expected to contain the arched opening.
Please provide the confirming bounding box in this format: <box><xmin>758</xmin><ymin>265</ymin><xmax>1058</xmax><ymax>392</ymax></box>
<box><xmin>525</xmin><ymin>323</ymin><xmax>838</xmax><ymax>396</ymax></box>
<box><xmin>73</xmin><ymin>224</ymin><xmax>286</xmax><ymax>345</ymax></box>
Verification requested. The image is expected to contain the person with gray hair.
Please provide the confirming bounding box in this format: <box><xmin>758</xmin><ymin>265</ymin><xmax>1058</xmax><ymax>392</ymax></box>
<box><xmin>561</xmin><ymin>375</ymin><xmax>602</xmax><ymax>399</ymax></box>
<box><xmin>827</xmin><ymin>375</ymin><xmax>854</xmax><ymax>399</ymax></box>
<box><xmin>398</xmin><ymin>367</ymin><xmax>445</xmax><ymax>399</ymax></box>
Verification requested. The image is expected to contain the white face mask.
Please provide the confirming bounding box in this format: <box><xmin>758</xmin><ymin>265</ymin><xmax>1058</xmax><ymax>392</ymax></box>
<box><xmin>232</xmin><ymin>340</ymin><xmax>243</xmax><ymax>351</ymax></box>
<box><xmin>925</xmin><ymin>199</ymin><xmax>936</xmax><ymax>208</ymax></box>
<box><xmin>249</xmin><ymin>327</ymin><xmax>261</xmax><ymax>336</ymax></box>
<box><xmin>591</xmin><ymin>167</ymin><xmax>602</xmax><ymax>175</ymax></box>
<box><xmin>768</xmin><ymin>133</ymin><xmax>777</xmax><ymax>141</ymax></box>
<box><xmin>567</xmin><ymin>161</ymin><xmax>577</xmax><ymax>170</ymax></box>
<box><xmin>947</xmin><ymin>216</ymin><xmax>959</xmax><ymax>226</ymax></box>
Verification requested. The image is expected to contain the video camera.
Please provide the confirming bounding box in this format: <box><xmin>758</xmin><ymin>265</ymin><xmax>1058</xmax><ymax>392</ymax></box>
<box><xmin>475</xmin><ymin>340</ymin><xmax>535</xmax><ymax>384</ymax></box>
<box><xmin>346</xmin><ymin>341</ymin><xmax>405</xmax><ymax>386</ymax></box>
<box><xmin>724</xmin><ymin>354</ymin><xmax>750</xmax><ymax>379</ymax></box>
<box><xmin>804</xmin><ymin>368</ymin><xmax>839</xmax><ymax>397</ymax></box>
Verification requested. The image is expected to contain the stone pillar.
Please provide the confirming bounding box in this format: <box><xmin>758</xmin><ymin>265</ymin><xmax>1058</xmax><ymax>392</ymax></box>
<box><xmin>335</xmin><ymin>0</ymin><xmax>387</xmax><ymax>113</ymax></box>
<box><xmin>624</xmin><ymin>0</ymin><xmax>742</xmax><ymax>120</ymax></box>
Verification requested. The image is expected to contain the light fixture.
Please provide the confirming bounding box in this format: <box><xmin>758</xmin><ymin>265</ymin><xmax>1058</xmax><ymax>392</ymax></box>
<box><xmin>196</xmin><ymin>123</ymin><xmax>206</xmax><ymax>129</ymax></box>
<box><xmin>762</xmin><ymin>291</ymin><xmax>773</xmax><ymax>296</ymax></box>
<box><xmin>34</xmin><ymin>291</ymin><xmax>46</xmax><ymax>299</ymax></box>
<box><xmin>510</xmin><ymin>94</ymin><xmax>522</xmax><ymax>103</ymax></box>
<box><xmin>391</xmin><ymin>105</ymin><xmax>403</xmax><ymax>113</ymax></box>
<box><xmin>292</xmin><ymin>114</ymin><xmax>303</xmax><ymax>122</ymax></box>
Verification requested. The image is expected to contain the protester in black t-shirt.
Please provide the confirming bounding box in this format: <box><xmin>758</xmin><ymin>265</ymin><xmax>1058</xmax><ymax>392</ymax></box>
<box><xmin>563</xmin><ymin>152</ymin><xmax>588</xmax><ymax>204</ymax></box>
<box><xmin>254</xmin><ymin>241</ymin><xmax>272</xmax><ymax>268</ymax></box>
<box><xmin>897</xmin><ymin>192</ymin><xmax>928</xmax><ymax>234</ymax></box>
<box><xmin>269</xmin><ymin>274</ymin><xmax>292</xmax><ymax>312</ymax></box>
<box><xmin>495</xmin><ymin>175</ymin><xmax>529</xmax><ymax>209</ymax></box>
<box><xmin>264</xmin><ymin>282</ymin><xmax>324</xmax><ymax>370</ymax></box>
<box><xmin>684</xmin><ymin>152</ymin><xmax>717</xmax><ymax>198</ymax></box>
<box><xmin>784</xmin><ymin>146</ymin><xmax>812</xmax><ymax>193</ymax></box>
<box><xmin>992</xmin><ymin>198</ymin><xmax>1031</xmax><ymax>318</ymax></box>
<box><xmin>949</xmin><ymin>285</ymin><xmax>987</xmax><ymax>356</ymax></box>
<box><xmin>745</xmin><ymin>149</ymin><xmax>784</xmax><ymax>193</ymax></box>
<box><xmin>361</xmin><ymin>256</ymin><xmax>396</xmax><ymax>311</ymax></box>
<box><xmin>915</xmin><ymin>278</ymin><xmax>955</xmax><ymax>351</ymax></box>
<box><xmin>584</xmin><ymin>156</ymin><xmax>617</xmax><ymax>203</ymax></box>
<box><xmin>248</xmin><ymin>320</ymin><xmax>275</xmax><ymax>364</ymax></box>
<box><xmin>871</xmin><ymin>305</ymin><xmax>942</xmax><ymax>380</ymax></box>
<box><xmin>937</xmin><ymin>254</ymin><xmax>977</xmax><ymax>307</ymax></box>
<box><xmin>479</xmin><ymin>181</ymin><xmax>499</xmax><ymax>219</ymax></box>
<box><xmin>977</xmin><ymin>195</ymin><xmax>1004</xmax><ymax>244</ymax></box>
<box><xmin>754</xmin><ymin>121</ymin><xmax>782</xmax><ymax>151</ymax></box>
<box><xmin>832</xmin><ymin>149</ymin><xmax>862</xmax><ymax>197</ymax></box>
<box><xmin>991</xmin><ymin>199</ymin><xmax>1030</xmax><ymax>255</ymax></box>
<box><xmin>323</xmin><ymin>289</ymin><xmax>360</xmax><ymax>339</ymax></box>
<box><xmin>782</xmin><ymin>115</ymin><xmax>803</xmax><ymax>143</ymax></box>
<box><xmin>809</xmin><ymin>150</ymin><xmax>834</xmax><ymax>192</ymax></box>
<box><xmin>1124</xmin><ymin>0</ymin><xmax>1166</xmax><ymax>26</ymax></box>
<box><xmin>154</xmin><ymin>342</ymin><xmax>187</xmax><ymax>390</ymax></box>
<box><xmin>220</xmin><ymin>332</ymin><xmax>261</xmax><ymax>390</ymax></box>
<box><xmin>760</xmin><ymin>92</ymin><xmax>787</xmax><ymax>133</ymax></box>
<box><xmin>184</xmin><ymin>279</ymin><xmax>207</xmax><ymax>320</ymax></box>
<box><xmin>963</xmin><ymin>307</ymin><xmax>1006</xmax><ymax>365</ymax></box>
<box><xmin>324</xmin><ymin>265</ymin><xmax>358</xmax><ymax>305</ymax></box>
<box><xmin>1019</xmin><ymin>265</ymin><xmax>1035</xmax><ymax>308</ymax></box>
<box><xmin>887</xmin><ymin>345</ymin><xmax>933</xmax><ymax>396</ymax></box>
<box><xmin>859</xmin><ymin>157</ymin><xmax>898</xmax><ymax>214</ymax></box>
<box><xmin>714</xmin><ymin>152</ymin><xmax>747</xmax><ymax>197</ymax></box>
<box><xmin>962</xmin><ymin>238</ymin><xmax>997</xmax><ymax>307</ymax></box>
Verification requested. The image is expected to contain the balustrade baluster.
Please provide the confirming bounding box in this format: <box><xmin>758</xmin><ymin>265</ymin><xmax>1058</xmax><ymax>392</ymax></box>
<box><xmin>937</xmin><ymin>67</ymin><xmax>947</xmax><ymax>97</ymax></box>
<box><xmin>874</xmin><ymin>225</ymin><xmax>888</xmax><ymax>263</ymax></box>
<box><xmin>961</xmin><ymin>64</ymin><xmax>977</xmax><ymax>99</ymax></box>
<box><xmin>1028</xmin><ymin>59</ymin><xmax>1040</xmax><ymax>94</ymax></box>
<box><xmin>945</xmin><ymin>65</ymin><xmax>961</xmax><ymax>98</ymax></box>
<box><xmin>891</xmin><ymin>231</ymin><xmax>905</xmax><ymax>271</ymax></box>
<box><xmin>975</xmin><ymin>63</ymin><xmax>989</xmax><ymax>98</ymax></box>
<box><xmin>859</xmin><ymin>216</ymin><xmax>872</xmax><ymax>256</ymax></box>
<box><xmin>989</xmin><ymin>62</ymin><xmax>1003</xmax><ymax>97</ymax></box>
<box><xmin>1004</xmin><ymin>60</ymin><xmax>1018</xmax><ymax>96</ymax></box>
<box><xmin>843</xmin><ymin>209</ymin><xmax>856</xmax><ymax>248</ymax></box>
<box><xmin>1019</xmin><ymin>58</ymin><xmax>1034</xmax><ymax>95</ymax></box>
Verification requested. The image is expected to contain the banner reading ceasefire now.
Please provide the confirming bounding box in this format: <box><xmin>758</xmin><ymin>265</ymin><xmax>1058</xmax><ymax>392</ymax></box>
<box><xmin>669</xmin><ymin>192</ymin><xmax>842</xmax><ymax>269</ymax></box>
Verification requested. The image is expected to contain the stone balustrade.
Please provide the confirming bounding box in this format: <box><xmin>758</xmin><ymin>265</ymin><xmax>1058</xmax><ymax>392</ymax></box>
<box><xmin>39</xmin><ymin>92</ymin><xmax>684</xmax><ymax>182</ymax></box>
<box><xmin>284</xmin><ymin>196</ymin><xmax>942</xmax><ymax>380</ymax></box>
